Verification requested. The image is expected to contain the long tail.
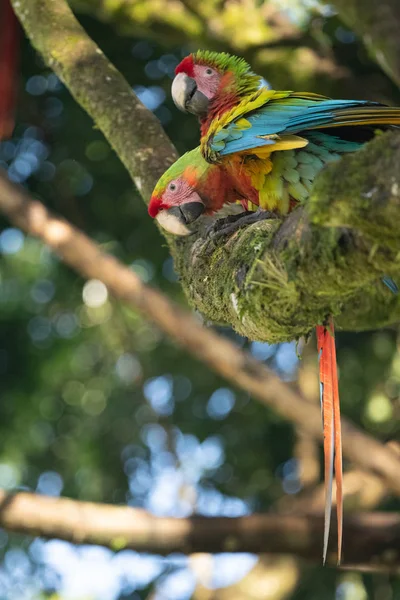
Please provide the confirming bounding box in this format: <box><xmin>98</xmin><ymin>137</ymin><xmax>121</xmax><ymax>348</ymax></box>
<box><xmin>316</xmin><ymin>318</ymin><xmax>343</xmax><ymax>565</ymax></box>
<box><xmin>316</xmin><ymin>277</ymin><xmax>396</xmax><ymax>564</ymax></box>
<box><xmin>0</xmin><ymin>0</ymin><xmax>19</xmax><ymax>140</ymax></box>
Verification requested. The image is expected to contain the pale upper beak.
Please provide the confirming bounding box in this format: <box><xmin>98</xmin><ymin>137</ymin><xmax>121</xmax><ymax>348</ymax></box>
<box><xmin>155</xmin><ymin>202</ymin><xmax>205</xmax><ymax>236</ymax></box>
<box><xmin>171</xmin><ymin>72</ymin><xmax>209</xmax><ymax>116</ymax></box>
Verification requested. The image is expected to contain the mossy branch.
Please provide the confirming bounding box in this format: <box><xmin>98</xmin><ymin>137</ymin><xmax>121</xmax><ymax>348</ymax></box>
<box><xmin>173</xmin><ymin>132</ymin><xmax>400</xmax><ymax>342</ymax></box>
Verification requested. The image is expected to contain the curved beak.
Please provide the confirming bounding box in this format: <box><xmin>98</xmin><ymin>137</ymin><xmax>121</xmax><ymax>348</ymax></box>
<box><xmin>171</xmin><ymin>73</ymin><xmax>209</xmax><ymax>116</ymax></box>
<box><xmin>155</xmin><ymin>202</ymin><xmax>205</xmax><ymax>236</ymax></box>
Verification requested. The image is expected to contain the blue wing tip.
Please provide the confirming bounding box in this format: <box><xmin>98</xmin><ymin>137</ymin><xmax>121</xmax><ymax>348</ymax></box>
<box><xmin>382</xmin><ymin>276</ymin><xmax>399</xmax><ymax>295</ymax></box>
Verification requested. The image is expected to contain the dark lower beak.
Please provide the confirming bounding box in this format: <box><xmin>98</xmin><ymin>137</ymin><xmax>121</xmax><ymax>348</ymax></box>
<box><xmin>168</xmin><ymin>202</ymin><xmax>205</xmax><ymax>224</ymax></box>
<box><xmin>172</xmin><ymin>73</ymin><xmax>209</xmax><ymax>116</ymax></box>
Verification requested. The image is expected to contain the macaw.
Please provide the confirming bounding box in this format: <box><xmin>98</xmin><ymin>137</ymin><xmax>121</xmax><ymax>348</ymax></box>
<box><xmin>152</xmin><ymin>50</ymin><xmax>400</xmax><ymax>565</ymax></box>
<box><xmin>148</xmin><ymin>147</ymin><xmax>239</xmax><ymax>235</ymax></box>
<box><xmin>0</xmin><ymin>0</ymin><xmax>19</xmax><ymax>140</ymax></box>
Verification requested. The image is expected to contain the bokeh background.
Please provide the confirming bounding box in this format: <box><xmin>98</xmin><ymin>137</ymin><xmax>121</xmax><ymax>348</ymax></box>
<box><xmin>0</xmin><ymin>0</ymin><xmax>400</xmax><ymax>598</ymax></box>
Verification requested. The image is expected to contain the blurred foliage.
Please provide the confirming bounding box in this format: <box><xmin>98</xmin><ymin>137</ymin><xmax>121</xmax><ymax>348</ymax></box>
<box><xmin>0</xmin><ymin>1</ymin><xmax>399</xmax><ymax>599</ymax></box>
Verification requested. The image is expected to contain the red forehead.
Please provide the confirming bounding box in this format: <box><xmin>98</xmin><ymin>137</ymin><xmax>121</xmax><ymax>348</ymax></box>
<box><xmin>148</xmin><ymin>195</ymin><xmax>163</xmax><ymax>218</ymax></box>
<box><xmin>175</xmin><ymin>56</ymin><xmax>195</xmax><ymax>78</ymax></box>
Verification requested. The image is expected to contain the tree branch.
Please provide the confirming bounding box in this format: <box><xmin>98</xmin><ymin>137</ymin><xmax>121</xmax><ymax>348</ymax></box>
<box><xmin>0</xmin><ymin>489</ymin><xmax>399</xmax><ymax>569</ymax></box>
<box><xmin>171</xmin><ymin>130</ymin><xmax>400</xmax><ymax>343</ymax></box>
<box><xmin>327</xmin><ymin>0</ymin><xmax>400</xmax><ymax>87</ymax></box>
<box><xmin>11</xmin><ymin>0</ymin><xmax>178</xmax><ymax>200</ymax></box>
<box><xmin>1</xmin><ymin>172</ymin><xmax>400</xmax><ymax>499</ymax></box>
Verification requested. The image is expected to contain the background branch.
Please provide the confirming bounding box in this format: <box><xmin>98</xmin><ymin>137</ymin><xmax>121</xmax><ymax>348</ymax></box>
<box><xmin>0</xmin><ymin>489</ymin><xmax>399</xmax><ymax>570</ymax></box>
<box><xmin>327</xmin><ymin>0</ymin><xmax>400</xmax><ymax>87</ymax></box>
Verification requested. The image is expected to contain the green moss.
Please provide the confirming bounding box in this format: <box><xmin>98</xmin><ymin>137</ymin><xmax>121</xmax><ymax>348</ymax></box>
<box><xmin>309</xmin><ymin>132</ymin><xmax>400</xmax><ymax>251</ymax></box>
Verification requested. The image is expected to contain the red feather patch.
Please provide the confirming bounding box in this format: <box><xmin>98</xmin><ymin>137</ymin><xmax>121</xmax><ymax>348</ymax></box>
<box><xmin>175</xmin><ymin>56</ymin><xmax>195</xmax><ymax>78</ymax></box>
<box><xmin>0</xmin><ymin>0</ymin><xmax>19</xmax><ymax>140</ymax></box>
<box><xmin>148</xmin><ymin>196</ymin><xmax>164</xmax><ymax>217</ymax></box>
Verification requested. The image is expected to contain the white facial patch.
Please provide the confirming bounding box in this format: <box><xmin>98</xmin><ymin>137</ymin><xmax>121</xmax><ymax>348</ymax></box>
<box><xmin>155</xmin><ymin>211</ymin><xmax>191</xmax><ymax>236</ymax></box>
<box><xmin>171</xmin><ymin>73</ymin><xmax>190</xmax><ymax>112</ymax></box>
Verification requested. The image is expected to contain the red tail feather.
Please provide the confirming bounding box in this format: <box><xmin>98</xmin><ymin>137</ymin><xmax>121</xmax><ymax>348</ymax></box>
<box><xmin>329</xmin><ymin>317</ymin><xmax>343</xmax><ymax>565</ymax></box>
<box><xmin>0</xmin><ymin>0</ymin><xmax>19</xmax><ymax>140</ymax></box>
<box><xmin>316</xmin><ymin>320</ymin><xmax>343</xmax><ymax>565</ymax></box>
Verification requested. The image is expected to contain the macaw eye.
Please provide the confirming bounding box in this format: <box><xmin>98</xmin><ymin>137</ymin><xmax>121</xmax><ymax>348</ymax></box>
<box><xmin>205</xmin><ymin>68</ymin><xmax>213</xmax><ymax>75</ymax></box>
<box><xmin>169</xmin><ymin>183</ymin><xmax>177</xmax><ymax>191</ymax></box>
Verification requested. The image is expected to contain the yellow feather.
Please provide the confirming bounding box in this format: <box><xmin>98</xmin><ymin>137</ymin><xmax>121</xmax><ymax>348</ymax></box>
<box><xmin>247</xmin><ymin>201</ymin><xmax>259</xmax><ymax>211</ymax></box>
<box><xmin>251</xmin><ymin>135</ymin><xmax>308</xmax><ymax>156</ymax></box>
<box><xmin>235</xmin><ymin>118</ymin><xmax>251</xmax><ymax>130</ymax></box>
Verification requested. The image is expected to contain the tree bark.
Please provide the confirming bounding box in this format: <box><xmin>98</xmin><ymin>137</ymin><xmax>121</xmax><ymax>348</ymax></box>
<box><xmin>11</xmin><ymin>0</ymin><xmax>178</xmax><ymax>200</ymax></box>
<box><xmin>0</xmin><ymin>490</ymin><xmax>399</xmax><ymax>569</ymax></box>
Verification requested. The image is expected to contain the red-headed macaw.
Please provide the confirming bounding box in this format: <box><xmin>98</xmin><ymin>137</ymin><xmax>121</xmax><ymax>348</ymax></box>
<box><xmin>0</xmin><ymin>0</ymin><xmax>19</xmax><ymax>140</ymax></box>
<box><xmin>151</xmin><ymin>50</ymin><xmax>400</xmax><ymax>565</ymax></box>
<box><xmin>148</xmin><ymin>147</ymin><xmax>239</xmax><ymax>235</ymax></box>
<box><xmin>172</xmin><ymin>51</ymin><xmax>400</xmax><ymax>214</ymax></box>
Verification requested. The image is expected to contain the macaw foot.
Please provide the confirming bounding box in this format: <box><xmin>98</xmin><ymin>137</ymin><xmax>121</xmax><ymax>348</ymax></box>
<box><xmin>206</xmin><ymin>209</ymin><xmax>278</xmax><ymax>239</ymax></box>
<box><xmin>204</xmin><ymin>211</ymin><xmax>252</xmax><ymax>238</ymax></box>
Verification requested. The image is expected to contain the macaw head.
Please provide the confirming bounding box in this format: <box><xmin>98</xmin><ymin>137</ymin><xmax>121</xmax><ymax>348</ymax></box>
<box><xmin>172</xmin><ymin>50</ymin><xmax>263</xmax><ymax>117</ymax></box>
<box><xmin>148</xmin><ymin>149</ymin><xmax>209</xmax><ymax>236</ymax></box>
